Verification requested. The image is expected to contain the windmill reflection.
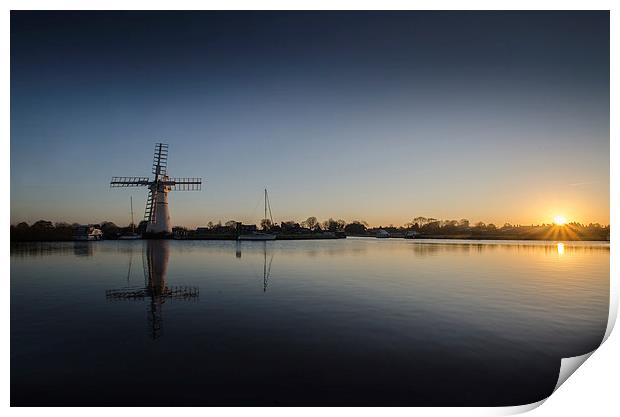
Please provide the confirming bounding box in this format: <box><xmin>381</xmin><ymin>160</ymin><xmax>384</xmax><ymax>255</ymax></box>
<box><xmin>106</xmin><ymin>240</ymin><xmax>199</xmax><ymax>339</ymax></box>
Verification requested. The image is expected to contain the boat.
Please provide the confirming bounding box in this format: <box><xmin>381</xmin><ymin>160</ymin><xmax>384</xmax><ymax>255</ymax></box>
<box><xmin>238</xmin><ymin>233</ymin><xmax>277</xmax><ymax>241</ymax></box>
<box><xmin>118</xmin><ymin>233</ymin><xmax>141</xmax><ymax>240</ymax></box>
<box><xmin>404</xmin><ymin>231</ymin><xmax>418</xmax><ymax>239</ymax></box>
<box><xmin>119</xmin><ymin>196</ymin><xmax>141</xmax><ymax>240</ymax></box>
<box><xmin>73</xmin><ymin>225</ymin><xmax>103</xmax><ymax>241</ymax></box>
<box><xmin>238</xmin><ymin>189</ymin><xmax>277</xmax><ymax>241</ymax></box>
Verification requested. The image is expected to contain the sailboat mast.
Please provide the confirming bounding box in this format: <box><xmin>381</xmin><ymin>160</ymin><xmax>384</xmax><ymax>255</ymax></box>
<box><xmin>130</xmin><ymin>196</ymin><xmax>135</xmax><ymax>233</ymax></box>
<box><xmin>265</xmin><ymin>190</ymin><xmax>273</xmax><ymax>224</ymax></box>
<box><xmin>266</xmin><ymin>189</ymin><xmax>274</xmax><ymax>224</ymax></box>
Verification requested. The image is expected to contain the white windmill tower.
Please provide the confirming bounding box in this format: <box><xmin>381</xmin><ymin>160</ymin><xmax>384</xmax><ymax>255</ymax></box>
<box><xmin>110</xmin><ymin>143</ymin><xmax>202</xmax><ymax>235</ymax></box>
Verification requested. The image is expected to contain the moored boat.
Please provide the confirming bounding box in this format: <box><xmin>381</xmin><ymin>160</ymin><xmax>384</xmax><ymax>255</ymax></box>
<box><xmin>238</xmin><ymin>188</ymin><xmax>277</xmax><ymax>241</ymax></box>
<box><xmin>119</xmin><ymin>233</ymin><xmax>141</xmax><ymax>240</ymax></box>
<box><xmin>73</xmin><ymin>225</ymin><xmax>103</xmax><ymax>241</ymax></box>
<box><xmin>238</xmin><ymin>233</ymin><xmax>277</xmax><ymax>241</ymax></box>
<box><xmin>404</xmin><ymin>231</ymin><xmax>418</xmax><ymax>239</ymax></box>
<box><xmin>118</xmin><ymin>196</ymin><xmax>142</xmax><ymax>240</ymax></box>
<box><xmin>376</xmin><ymin>229</ymin><xmax>390</xmax><ymax>238</ymax></box>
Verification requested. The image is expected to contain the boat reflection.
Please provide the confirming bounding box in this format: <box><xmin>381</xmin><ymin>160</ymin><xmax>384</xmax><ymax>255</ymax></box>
<box><xmin>73</xmin><ymin>242</ymin><xmax>94</xmax><ymax>257</ymax></box>
<box><xmin>235</xmin><ymin>241</ymin><xmax>274</xmax><ymax>292</ymax></box>
<box><xmin>262</xmin><ymin>242</ymin><xmax>274</xmax><ymax>292</ymax></box>
<box><xmin>106</xmin><ymin>240</ymin><xmax>199</xmax><ymax>339</ymax></box>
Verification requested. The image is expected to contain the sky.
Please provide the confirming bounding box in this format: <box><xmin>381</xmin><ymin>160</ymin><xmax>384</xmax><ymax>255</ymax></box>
<box><xmin>11</xmin><ymin>11</ymin><xmax>609</xmax><ymax>228</ymax></box>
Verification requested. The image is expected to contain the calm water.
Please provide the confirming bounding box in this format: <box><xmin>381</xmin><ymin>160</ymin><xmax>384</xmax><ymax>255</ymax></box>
<box><xmin>11</xmin><ymin>238</ymin><xmax>609</xmax><ymax>406</ymax></box>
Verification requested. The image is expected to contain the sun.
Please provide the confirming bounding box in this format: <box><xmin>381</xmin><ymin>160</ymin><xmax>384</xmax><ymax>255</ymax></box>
<box><xmin>553</xmin><ymin>215</ymin><xmax>568</xmax><ymax>225</ymax></box>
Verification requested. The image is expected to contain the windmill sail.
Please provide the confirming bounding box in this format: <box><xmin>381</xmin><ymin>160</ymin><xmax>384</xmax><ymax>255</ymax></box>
<box><xmin>144</xmin><ymin>189</ymin><xmax>157</xmax><ymax>224</ymax></box>
<box><xmin>110</xmin><ymin>142</ymin><xmax>203</xmax><ymax>235</ymax></box>
<box><xmin>152</xmin><ymin>143</ymin><xmax>168</xmax><ymax>179</ymax></box>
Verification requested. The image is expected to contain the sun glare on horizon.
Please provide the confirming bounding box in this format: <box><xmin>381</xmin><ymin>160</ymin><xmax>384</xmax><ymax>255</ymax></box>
<box><xmin>553</xmin><ymin>215</ymin><xmax>568</xmax><ymax>225</ymax></box>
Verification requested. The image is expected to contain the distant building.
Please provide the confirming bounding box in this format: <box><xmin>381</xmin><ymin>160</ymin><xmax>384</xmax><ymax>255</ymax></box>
<box><xmin>172</xmin><ymin>227</ymin><xmax>189</xmax><ymax>239</ymax></box>
<box><xmin>376</xmin><ymin>229</ymin><xmax>390</xmax><ymax>238</ymax></box>
<box><xmin>236</xmin><ymin>223</ymin><xmax>258</xmax><ymax>234</ymax></box>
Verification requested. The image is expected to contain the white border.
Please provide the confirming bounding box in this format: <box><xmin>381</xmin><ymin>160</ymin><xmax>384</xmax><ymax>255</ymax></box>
<box><xmin>3</xmin><ymin>2</ymin><xmax>618</xmax><ymax>416</ymax></box>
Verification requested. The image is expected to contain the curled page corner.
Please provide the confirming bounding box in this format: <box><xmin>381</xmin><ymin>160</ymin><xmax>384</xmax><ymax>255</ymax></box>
<box><xmin>553</xmin><ymin>351</ymin><xmax>595</xmax><ymax>392</ymax></box>
<box><xmin>493</xmin><ymin>398</ymin><xmax>547</xmax><ymax>415</ymax></box>
<box><xmin>506</xmin><ymin>258</ymin><xmax>618</xmax><ymax>414</ymax></box>
<box><xmin>491</xmin><ymin>350</ymin><xmax>599</xmax><ymax>416</ymax></box>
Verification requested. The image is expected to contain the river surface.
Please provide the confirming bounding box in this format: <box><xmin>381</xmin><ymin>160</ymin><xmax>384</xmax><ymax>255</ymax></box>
<box><xmin>11</xmin><ymin>238</ymin><xmax>609</xmax><ymax>406</ymax></box>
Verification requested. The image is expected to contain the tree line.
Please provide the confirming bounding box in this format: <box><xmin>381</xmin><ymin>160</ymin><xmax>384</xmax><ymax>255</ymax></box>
<box><xmin>11</xmin><ymin>220</ymin><xmax>132</xmax><ymax>241</ymax></box>
<box><xmin>11</xmin><ymin>216</ymin><xmax>610</xmax><ymax>241</ymax></box>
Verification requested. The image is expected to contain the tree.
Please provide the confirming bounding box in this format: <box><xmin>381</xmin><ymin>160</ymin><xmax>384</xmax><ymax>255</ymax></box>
<box><xmin>422</xmin><ymin>220</ymin><xmax>440</xmax><ymax>231</ymax></box>
<box><xmin>301</xmin><ymin>216</ymin><xmax>318</xmax><ymax>230</ymax></box>
<box><xmin>322</xmin><ymin>218</ymin><xmax>345</xmax><ymax>232</ymax></box>
<box><xmin>405</xmin><ymin>220</ymin><xmax>419</xmax><ymax>230</ymax></box>
<box><xmin>281</xmin><ymin>221</ymin><xmax>299</xmax><ymax>232</ymax></box>
<box><xmin>442</xmin><ymin>220</ymin><xmax>458</xmax><ymax>228</ymax></box>
<box><xmin>413</xmin><ymin>217</ymin><xmax>428</xmax><ymax>227</ymax></box>
<box><xmin>344</xmin><ymin>221</ymin><xmax>367</xmax><ymax>235</ymax></box>
<box><xmin>225</xmin><ymin>220</ymin><xmax>237</xmax><ymax>229</ymax></box>
<box><xmin>31</xmin><ymin>220</ymin><xmax>53</xmax><ymax>230</ymax></box>
<box><xmin>459</xmin><ymin>219</ymin><xmax>470</xmax><ymax>228</ymax></box>
<box><xmin>336</xmin><ymin>219</ymin><xmax>346</xmax><ymax>231</ymax></box>
<box><xmin>100</xmin><ymin>221</ymin><xmax>120</xmax><ymax>238</ymax></box>
<box><xmin>137</xmin><ymin>220</ymin><xmax>148</xmax><ymax>233</ymax></box>
<box><xmin>16</xmin><ymin>222</ymin><xmax>29</xmax><ymax>231</ymax></box>
<box><xmin>260</xmin><ymin>218</ymin><xmax>272</xmax><ymax>231</ymax></box>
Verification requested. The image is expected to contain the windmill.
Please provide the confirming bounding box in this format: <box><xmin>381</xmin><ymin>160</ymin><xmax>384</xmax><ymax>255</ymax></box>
<box><xmin>110</xmin><ymin>143</ymin><xmax>202</xmax><ymax>235</ymax></box>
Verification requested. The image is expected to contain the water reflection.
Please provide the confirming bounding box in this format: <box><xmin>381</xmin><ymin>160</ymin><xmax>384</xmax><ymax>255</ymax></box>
<box><xmin>73</xmin><ymin>242</ymin><xmax>93</xmax><ymax>257</ymax></box>
<box><xmin>11</xmin><ymin>238</ymin><xmax>609</xmax><ymax>406</ymax></box>
<box><xmin>10</xmin><ymin>241</ymin><xmax>96</xmax><ymax>257</ymax></box>
<box><xmin>262</xmin><ymin>243</ymin><xmax>274</xmax><ymax>292</ymax></box>
<box><xmin>105</xmin><ymin>240</ymin><xmax>199</xmax><ymax>339</ymax></box>
<box><xmin>403</xmin><ymin>240</ymin><xmax>606</xmax><ymax>256</ymax></box>
<box><xmin>557</xmin><ymin>242</ymin><xmax>565</xmax><ymax>255</ymax></box>
<box><xmin>234</xmin><ymin>241</ymin><xmax>274</xmax><ymax>292</ymax></box>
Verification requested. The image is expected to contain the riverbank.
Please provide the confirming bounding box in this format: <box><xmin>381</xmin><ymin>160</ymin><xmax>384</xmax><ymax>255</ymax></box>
<box><xmin>10</xmin><ymin>235</ymin><xmax>610</xmax><ymax>242</ymax></box>
<box><xmin>174</xmin><ymin>232</ymin><xmax>344</xmax><ymax>240</ymax></box>
<box><xmin>11</xmin><ymin>221</ymin><xmax>610</xmax><ymax>243</ymax></box>
<box><xmin>349</xmin><ymin>233</ymin><xmax>609</xmax><ymax>241</ymax></box>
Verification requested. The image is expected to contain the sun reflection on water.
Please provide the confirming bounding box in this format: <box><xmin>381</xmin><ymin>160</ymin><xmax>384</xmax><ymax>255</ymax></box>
<box><xmin>557</xmin><ymin>242</ymin><xmax>565</xmax><ymax>255</ymax></box>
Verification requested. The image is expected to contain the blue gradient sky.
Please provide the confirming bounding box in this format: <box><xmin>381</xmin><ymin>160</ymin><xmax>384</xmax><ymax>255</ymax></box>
<box><xmin>11</xmin><ymin>11</ymin><xmax>609</xmax><ymax>227</ymax></box>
